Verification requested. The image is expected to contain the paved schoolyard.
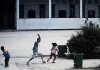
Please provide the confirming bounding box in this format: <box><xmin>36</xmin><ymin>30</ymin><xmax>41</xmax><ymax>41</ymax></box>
<box><xmin>0</xmin><ymin>57</ymin><xmax>100</xmax><ymax>70</ymax></box>
<box><xmin>12</xmin><ymin>57</ymin><xmax>100</xmax><ymax>70</ymax></box>
<box><xmin>0</xmin><ymin>30</ymin><xmax>100</xmax><ymax>70</ymax></box>
<box><xmin>0</xmin><ymin>30</ymin><xmax>76</xmax><ymax>56</ymax></box>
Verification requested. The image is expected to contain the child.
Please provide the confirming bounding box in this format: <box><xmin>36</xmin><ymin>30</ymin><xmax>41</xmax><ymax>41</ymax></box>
<box><xmin>1</xmin><ymin>46</ymin><xmax>10</xmax><ymax>68</ymax></box>
<box><xmin>47</xmin><ymin>43</ymin><xmax>59</xmax><ymax>63</ymax></box>
<box><xmin>27</xmin><ymin>34</ymin><xmax>45</xmax><ymax>65</ymax></box>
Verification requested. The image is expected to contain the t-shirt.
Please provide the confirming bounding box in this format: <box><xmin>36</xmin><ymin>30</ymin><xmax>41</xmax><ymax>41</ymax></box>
<box><xmin>33</xmin><ymin>41</ymin><xmax>39</xmax><ymax>52</ymax></box>
<box><xmin>3</xmin><ymin>50</ymin><xmax>10</xmax><ymax>58</ymax></box>
<box><xmin>51</xmin><ymin>46</ymin><xmax>59</xmax><ymax>54</ymax></box>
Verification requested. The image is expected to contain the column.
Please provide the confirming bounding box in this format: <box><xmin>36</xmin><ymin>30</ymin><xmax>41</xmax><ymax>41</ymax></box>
<box><xmin>16</xmin><ymin>0</ymin><xmax>19</xmax><ymax>19</ymax></box>
<box><xmin>80</xmin><ymin>0</ymin><xmax>83</xmax><ymax>18</ymax></box>
<box><xmin>16</xmin><ymin>0</ymin><xmax>19</xmax><ymax>30</ymax></box>
<box><xmin>49</xmin><ymin>0</ymin><xmax>52</xmax><ymax>18</ymax></box>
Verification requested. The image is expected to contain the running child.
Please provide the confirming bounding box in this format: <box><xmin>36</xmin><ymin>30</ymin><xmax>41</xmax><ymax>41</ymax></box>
<box><xmin>27</xmin><ymin>34</ymin><xmax>45</xmax><ymax>65</ymax></box>
<box><xmin>47</xmin><ymin>43</ymin><xmax>59</xmax><ymax>63</ymax></box>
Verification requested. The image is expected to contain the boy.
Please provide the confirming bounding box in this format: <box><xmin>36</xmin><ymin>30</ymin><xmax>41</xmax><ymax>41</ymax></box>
<box><xmin>1</xmin><ymin>46</ymin><xmax>10</xmax><ymax>68</ymax></box>
<box><xmin>47</xmin><ymin>43</ymin><xmax>59</xmax><ymax>63</ymax></box>
<box><xmin>27</xmin><ymin>34</ymin><xmax>45</xmax><ymax>65</ymax></box>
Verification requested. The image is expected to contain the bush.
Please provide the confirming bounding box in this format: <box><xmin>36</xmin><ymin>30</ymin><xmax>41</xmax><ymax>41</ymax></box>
<box><xmin>67</xmin><ymin>22</ymin><xmax>100</xmax><ymax>58</ymax></box>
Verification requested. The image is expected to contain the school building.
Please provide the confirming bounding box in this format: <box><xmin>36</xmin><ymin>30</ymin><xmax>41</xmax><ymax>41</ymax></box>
<box><xmin>0</xmin><ymin>0</ymin><xmax>100</xmax><ymax>30</ymax></box>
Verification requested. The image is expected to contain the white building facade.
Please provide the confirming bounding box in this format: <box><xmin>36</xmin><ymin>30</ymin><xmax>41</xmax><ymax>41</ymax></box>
<box><xmin>16</xmin><ymin>0</ymin><xmax>100</xmax><ymax>30</ymax></box>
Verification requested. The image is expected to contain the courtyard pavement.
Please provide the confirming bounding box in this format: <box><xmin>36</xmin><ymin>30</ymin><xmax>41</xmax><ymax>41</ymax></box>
<box><xmin>0</xmin><ymin>30</ymin><xmax>100</xmax><ymax>70</ymax></box>
<box><xmin>0</xmin><ymin>56</ymin><xmax>100</xmax><ymax>70</ymax></box>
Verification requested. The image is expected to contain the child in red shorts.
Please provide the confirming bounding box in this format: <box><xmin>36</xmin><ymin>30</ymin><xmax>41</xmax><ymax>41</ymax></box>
<box><xmin>47</xmin><ymin>43</ymin><xmax>59</xmax><ymax>63</ymax></box>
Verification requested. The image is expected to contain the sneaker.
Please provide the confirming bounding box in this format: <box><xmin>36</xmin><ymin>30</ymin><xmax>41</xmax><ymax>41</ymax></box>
<box><xmin>52</xmin><ymin>62</ymin><xmax>55</xmax><ymax>63</ymax></box>
<box><xmin>47</xmin><ymin>59</ymin><xmax>49</xmax><ymax>62</ymax></box>
<box><xmin>43</xmin><ymin>61</ymin><xmax>46</xmax><ymax>63</ymax></box>
<box><xmin>26</xmin><ymin>62</ymin><xmax>29</xmax><ymax>65</ymax></box>
<box><xmin>5</xmin><ymin>66</ymin><xmax>9</xmax><ymax>68</ymax></box>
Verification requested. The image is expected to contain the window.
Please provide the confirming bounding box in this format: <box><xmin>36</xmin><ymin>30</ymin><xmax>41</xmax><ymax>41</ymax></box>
<box><xmin>94</xmin><ymin>0</ymin><xmax>98</xmax><ymax>4</ymax></box>
<box><xmin>88</xmin><ymin>0</ymin><xmax>92</xmax><ymax>4</ymax></box>
<box><xmin>52</xmin><ymin>4</ymin><xmax>55</xmax><ymax>18</ymax></box>
<box><xmin>39</xmin><ymin>4</ymin><xmax>46</xmax><ymax>18</ymax></box>
<box><xmin>19</xmin><ymin>4</ymin><xmax>24</xmax><ymax>18</ymax></box>
<box><xmin>58</xmin><ymin>10</ymin><xmax>66</xmax><ymax>18</ymax></box>
<box><xmin>98</xmin><ymin>5</ymin><xmax>100</xmax><ymax>17</ymax></box>
<box><xmin>69</xmin><ymin>0</ymin><xmax>74</xmax><ymax>4</ymax></box>
<box><xmin>69</xmin><ymin>10</ymin><xmax>76</xmax><ymax>18</ymax></box>
<box><xmin>70</xmin><ymin>4</ymin><xmax>75</xmax><ymax>8</ymax></box>
<box><xmin>55</xmin><ymin>0</ymin><xmax>60</xmax><ymax>4</ymax></box>
<box><xmin>69</xmin><ymin>4</ymin><xmax>76</xmax><ymax>18</ymax></box>
<box><xmin>83</xmin><ymin>0</ymin><xmax>86</xmax><ymax>4</ymax></box>
<box><xmin>28</xmin><ymin>9</ymin><xmax>36</xmax><ymax>18</ymax></box>
<box><xmin>62</xmin><ymin>0</ymin><xmax>66</xmax><ymax>4</ymax></box>
<box><xmin>88</xmin><ymin>10</ymin><xmax>95</xmax><ymax>18</ymax></box>
<box><xmin>83</xmin><ymin>5</ymin><xmax>85</xmax><ymax>17</ymax></box>
<box><xmin>75</xmin><ymin>0</ymin><xmax>80</xmax><ymax>4</ymax></box>
<box><xmin>99</xmin><ymin>11</ymin><xmax>100</xmax><ymax>18</ymax></box>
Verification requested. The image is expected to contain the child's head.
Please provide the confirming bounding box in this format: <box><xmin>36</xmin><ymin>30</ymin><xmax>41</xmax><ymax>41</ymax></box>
<box><xmin>1</xmin><ymin>46</ymin><xmax>4</xmax><ymax>51</ymax></box>
<box><xmin>52</xmin><ymin>43</ymin><xmax>57</xmax><ymax>47</ymax></box>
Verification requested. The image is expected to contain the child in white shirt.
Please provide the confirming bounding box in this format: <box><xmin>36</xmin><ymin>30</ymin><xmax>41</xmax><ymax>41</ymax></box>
<box><xmin>47</xmin><ymin>43</ymin><xmax>59</xmax><ymax>63</ymax></box>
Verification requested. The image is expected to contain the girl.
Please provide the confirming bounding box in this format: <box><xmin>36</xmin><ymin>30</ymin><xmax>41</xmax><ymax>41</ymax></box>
<box><xmin>47</xmin><ymin>43</ymin><xmax>59</xmax><ymax>63</ymax></box>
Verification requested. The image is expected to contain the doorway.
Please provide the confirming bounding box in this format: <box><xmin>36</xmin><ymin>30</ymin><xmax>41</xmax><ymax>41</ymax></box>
<box><xmin>0</xmin><ymin>0</ymin><xmax>16</xmax><ymax>30</ymax></box>
<box><xmin>88</xmin><ymin>10</ymin><xmax>95</xmax><ymax>18</ymax></box>
<box><xmin>28</xmin><ymin>10</ymin><xmax>36</xmax><ymax>18</ymax></box>
<box><xmin>58</xmin><ymin>10</ymin><xmax>66</xmax><ymax>18</ymax></box>
<box><xmin>39</xmin><ymin>4</ymin><xmax>46</xmax><ymax>18</ymax></box>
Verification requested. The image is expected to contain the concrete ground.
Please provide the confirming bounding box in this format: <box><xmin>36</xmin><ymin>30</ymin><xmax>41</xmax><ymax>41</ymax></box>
<box><xmin>0</xmin><ymin>57</ymin><xmax>100</xmax><ymax>70</ymax></box>
<box><xmin>0</xmin><ymin>30</ymin><xmax>100</xmax><ymax>70</ymax></box>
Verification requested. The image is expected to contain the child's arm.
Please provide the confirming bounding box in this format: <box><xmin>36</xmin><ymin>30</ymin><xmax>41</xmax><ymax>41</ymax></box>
<box><xmin>32</xmin><ymin>42</ymin><xmax>36</xmax><ymax>50</ymax></box>
<box><xmin>37</xmin><ymin>34</ymin><xmax>40</xmax><ymax>38</ymax></box>
<box><xmin>56</xmin><ymin>46</ymin><xmax>59</xmax><ymax>51</ymax></box>
<box><xmin>3</xmin><ymin>50</ymin><xmax>8</xmax><ymax>56</ymax></box>
<box><xmin>51</xmin><ymin>47</ymin><xmax>53</xmax><ymax>51</ymax></box>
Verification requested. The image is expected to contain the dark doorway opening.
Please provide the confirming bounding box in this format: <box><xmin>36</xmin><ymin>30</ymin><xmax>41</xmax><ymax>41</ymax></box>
<box><xmin>28</xmin><ymin>10</ymin><xmax>36</xmax><ymax>18</ymax></box>
<box><xmin>0</xmin><ymin>0</ymin><xmax>16</xmax><ymax>30</ymax></box>
<box><xmin>58</xmin><ymin>10</ymin><xmax>66</xmax><ymax>18</ymax></box>
<box><xmin>88</xmin><ymin>10</ymin><xmax>95</xmax><ymax>18</ymax></box>
<box><xmin>39</xmin><ymin>4</ymin><xmax>46</xmax><ymax>18</ymax></box>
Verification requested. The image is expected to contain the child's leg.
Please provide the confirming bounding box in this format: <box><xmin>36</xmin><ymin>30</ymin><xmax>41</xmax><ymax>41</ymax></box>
<box><xmin>47</xmin><ymin>54</ymin><xmax>52</xmax><ymax>62</ymax></box>
<box><xmin>52</xmin><ymin>55</ymin><xmax>56</xmax><ymax>63</ymax></box>
<box><xmin>5</xmin><ymin>57</ymin><xmax>9</xmax><ymax>67</ymax></box>
<box><xmin>27</xmin><ymin>51</ymin><xmax>35</xmax><ymax>65</ymax></box>
<box><xmin>27</xmin><ymin>57</ymin><xmax>34</xmax><ymax>65</ymax></box>
<box><xmin>5</xmin><ymin>61</ymin><xmax>8</xmax><ymax>67</ymax></box>
<box><xmin>40</xmin><ymin>54</ymin><xmax>43</xmax><ymax>62</ymax></box>
<box><xmin>39</xmin><ymin>53</ymin><xmax>45</xmax><ymax>63</ymax></box>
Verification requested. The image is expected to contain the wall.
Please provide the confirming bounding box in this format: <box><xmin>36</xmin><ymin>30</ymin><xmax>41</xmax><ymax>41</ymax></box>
<box><xmin>17</xmin><ymin>18</ymin><xmax>100</xmax><ymax>30</ymax></box>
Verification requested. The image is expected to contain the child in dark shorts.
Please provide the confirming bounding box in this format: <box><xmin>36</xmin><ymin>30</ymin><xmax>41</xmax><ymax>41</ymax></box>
<box><xmin>47</xmin><ymin>43</ymin><xmax>59</xmax><ymax>63</ymax></box>
<box><xmin>1</xmin><ymin>46</ymin><xmax>10</xmax><ymax>68</ymax></box>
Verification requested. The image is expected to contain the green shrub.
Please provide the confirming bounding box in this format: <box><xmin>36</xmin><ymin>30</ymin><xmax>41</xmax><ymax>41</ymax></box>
<box><xmin>67</xmin><ymin>22</ymin><xmax>100</xmax><ymax>58</ymax></box>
